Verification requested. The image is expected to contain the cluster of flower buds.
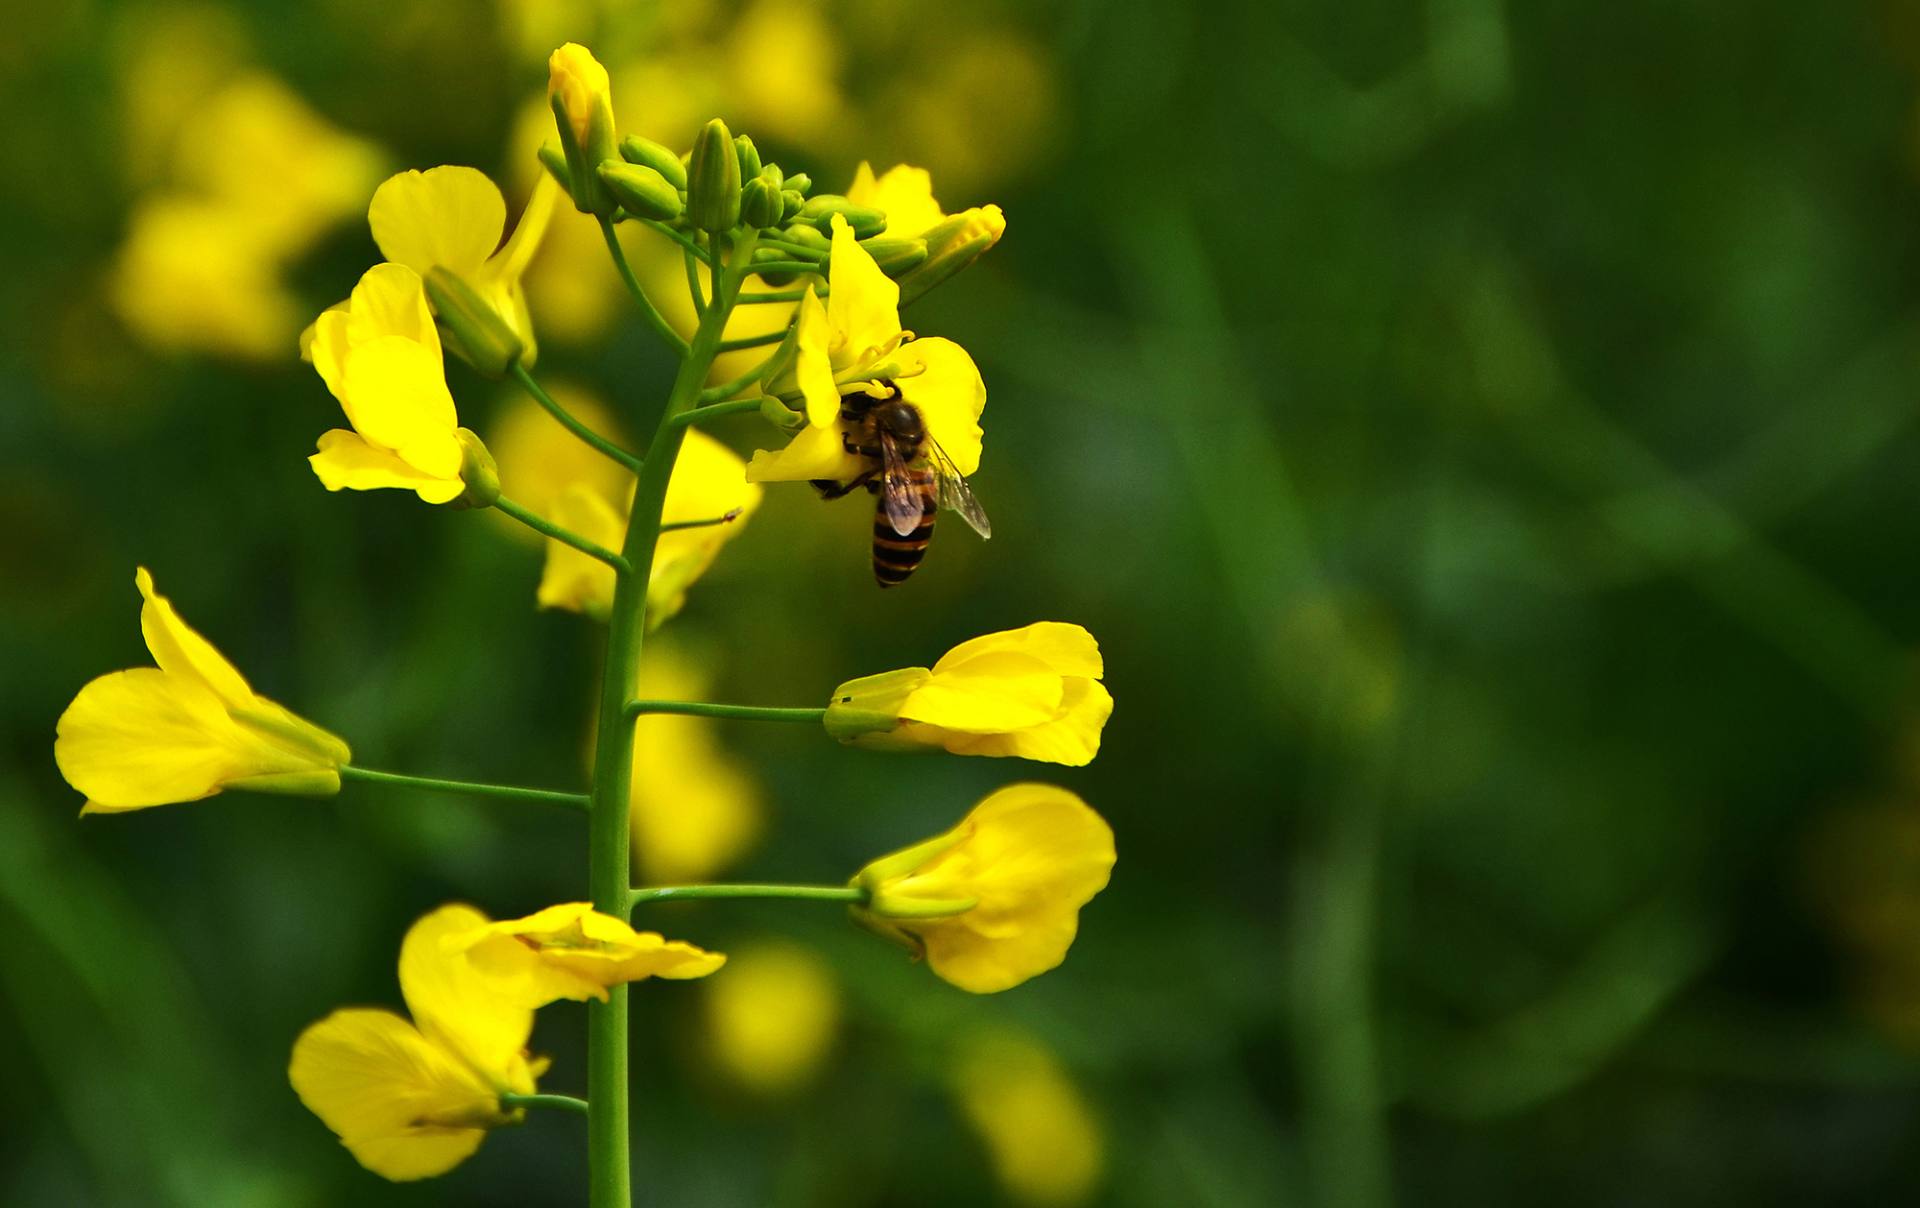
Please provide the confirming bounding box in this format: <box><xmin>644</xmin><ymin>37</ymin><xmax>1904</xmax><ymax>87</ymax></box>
<box><xmin>539</xmin><ymin>44</ymin><xmax>997</xmax><ymax>303</ymax></box>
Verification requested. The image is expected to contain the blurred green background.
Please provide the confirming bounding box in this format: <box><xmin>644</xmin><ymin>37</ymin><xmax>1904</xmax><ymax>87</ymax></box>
<box><xmin>7</xmin><ymin>1</ymin><xmax>1920</xmax><ymax>1204</ymax></box>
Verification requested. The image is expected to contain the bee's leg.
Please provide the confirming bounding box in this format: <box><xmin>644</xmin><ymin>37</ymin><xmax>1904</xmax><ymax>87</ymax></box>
<box><xmin>811</xmin><ymin>467</ymin><xmax>879</xmax><ymax>500</ymax></box>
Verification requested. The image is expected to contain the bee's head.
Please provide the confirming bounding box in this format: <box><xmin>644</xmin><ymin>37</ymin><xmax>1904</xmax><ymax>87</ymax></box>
<box><xmin>871</xmin><ymin>387</ymin><xmax>924</xmax><ymax>441</ymax></box>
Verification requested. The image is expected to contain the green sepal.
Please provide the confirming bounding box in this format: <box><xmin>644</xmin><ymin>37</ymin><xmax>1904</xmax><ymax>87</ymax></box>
<box><xmin>617</xmin><ymin>134</ymin><xmax>687</xmax><ymax>189</ymax></box>
<box><xmin>784</xmin><ymin>172</ymin><xmax>811</xmax><ymax>195</ymax></box>
<box><xmin>858</xmin><ymin>236</ymin><xmax>929</xmax><ymax>277</ymax></box>
<box><xmin>452</xmin><ymin>427</ymin><xmax>501</xmax><ymax>510</ymax></box>
<box><xmin>423</xmin><ymin>266</ymin><xmax>524</xmax><ymax>379</ymax></box>
<box><xmin>733</xmin><ymin>134</ymin><xmax>761</xmax><ymax>181</ymax></box>
<box><xmin>824</xmin><ymin>668</ymin><xmax>931</xmax><ymax>740</ymax></box>
<box><xmin>598</xmin><ymin>162</ymin><xmax>683</xmax><ymax>222</ymax></box>
<box><xmin>224</xmin><ymin>769</ymin><xmax>344</xmax><ymax>797</ymax></box>
<box><xmin>551</xmin><ymin>93</ymin><xmax>615</xmax><ymax>216</ymax></box>
<box><xmin>537</xmin><ymin>142</ymin><xmax>571</xmax><ymax>192</ymax></box>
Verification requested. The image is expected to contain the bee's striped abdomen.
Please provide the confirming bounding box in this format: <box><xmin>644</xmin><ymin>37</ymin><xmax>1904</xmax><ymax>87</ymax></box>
<box><xmin>872</xmin><ymin>468</ymin><xmax>938</xmax><ymax>587</ymax></box>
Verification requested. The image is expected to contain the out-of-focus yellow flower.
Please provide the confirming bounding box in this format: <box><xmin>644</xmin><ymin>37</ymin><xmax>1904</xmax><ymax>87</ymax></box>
<box><xmin>702</xmin><ymin>941</ymin><xmax>840</xmax><ymax>1095</ymax></box>
<box><xmin>362</xmin><ymin>166</ymin><xmax>556</xmax><ymax>359</ymax></box>
<box><xmin>488</xmin><ymin>387</ymin><xmax>633</xmax><ymax>537</ymax></box>
<box><xmin>175</xmin><ymin>73</ymin><xmax>386</xmax><ymax>255</ymax></box>
<box><xmin>110</xmin><ymin>199</ymin><xmax>301</xmax><ymax>361</ymax></box>
<box><xmin>827</xmin><ymin>623</ymin><xmax>1111</xmax><ymax>766</ymax></box>
<box><xmin>536</xmin><ymin>429</ymin><xmax>761</xmax><ymax>624</ymax></box>
<box><xmin>452</xmin><ymin>902</ymin><xmax>723</xmax><ymax>1005</ymax></box>
<box><xmin>950</xmin><ymin>1028</ymin><xmax>1104</xmax><ymax>1206</ymax></box>
<box><xmin>307</xmin><ymin>264</ymin><xmax>473</xmax><ymax>504</ymax></box>
<box><xmin>846</xmin><ymin>163</ymin><xmax>947</xmax><ymax>239</ymax></box>
<box><xmin>748</xmin><ymin>217</ymin><xmax>985</xmax><ymax>484</ymax></box>
<box><xmin>724</xmin><ymin>0</ymin><xmax>845</xmax><ymax>145</ymax></box>
<box><xmin>886</xmin><ymin>31</ymin><xmax>1058</xmax><ymax>197</ymax></box>
<box><xmin>630</xmin><ymin>647</ymin><xmax>764</xmax><ymax>883</ymax></box>
<box><xmin>289</xmin><ymin>905</ymin><xmax>542</xmax><ymax>1182</ymax></box>
<box><xmin>55</xmin><ymin>568</ymin><xmax>349</xmax><ymax>814</ymax></box>
<box><xmin>852</xmin><ymin>784</ymin><xmax>1115</xmax><ymax>993</ymax></box>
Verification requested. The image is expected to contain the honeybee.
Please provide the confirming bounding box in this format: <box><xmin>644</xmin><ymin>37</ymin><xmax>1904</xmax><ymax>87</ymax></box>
<box><xmin>810</xmin><ymin>385</ymin><xmax>991</xmax><ymax>587</ymax></box>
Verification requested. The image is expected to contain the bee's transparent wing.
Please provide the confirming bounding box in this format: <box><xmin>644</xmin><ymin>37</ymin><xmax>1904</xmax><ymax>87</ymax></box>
<box><xmin>879</xmin><ymin>432</ymin><xmax>925</xmax><ymax>536</ymax></box>
<box><xmin>927</xmin><ymin>439</ymin><xmax>991</xmax><ymax>539</ymax></box>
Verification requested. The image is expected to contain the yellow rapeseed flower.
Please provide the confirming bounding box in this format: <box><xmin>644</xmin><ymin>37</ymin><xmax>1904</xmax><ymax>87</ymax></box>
<box><xmin>111</xmin><ymin>199</ymin><xmax>300</xmax><ymax>361</ymax></box>
<box><xmin>702</xmin><ymin>941</ymin><xmax>840</xmax><ymax>1095</ymax></box>
<box><xmin>951</xmin><ymin>1028</ymin><xmax>1104</xmax><ymax>1206</ymax></box>
<box><xmin>826</xmin><ymin>622</ymin><xmax>1112</xmax><ymax>766</ymax></box>
<box><xmin>451</xmin><ymin>902</ymin><xmax>724</xmax><ymax>1005</ymax></box>
<box><xmin>307</xmin><ymin>263</ymin><xmax>479</xmax><ymax>504</ymax></box>
<box><xmin>54</xmin><ymin>568</ymin><xmax>349</xmax><ymax>813</ymax></box>
<box><xmin>289</xmin><ymin>905</ymin><xmax>543</xmax><ymax>1182</ymax></box>
<box><xmin>548</xmin><ymin>42</ymin><xmax>615</xmax><ymax>155</ymax></box>
<box><xmin>630</xmin><ymin>646</ymin><xmax>765</xmax><ymax>883</ymax></box>
<box><xmin>844</xmin><ymin>161</ymin><xmax>1007</xmax><ymax>305</ymax></box>
<box><xmin>365</xmin><ymin>166</ymin><xmax>556</xmax><ymax>357</ymax></box>
<box><xmin>851</xmin><ymin>784</ymin><xmax>1115</xmax><ymax>993</ymax></box>
<box><xmin>536</xmin><ymin>428</ymin><xmax>762</xmax><ymax>625</ymax></box>
<box><xmin>845</xmin><ymin>162</ymin><xmax>952</xmax><ymax>239</ymax></box>
<box><xmin>748</xmin><ymin>216</ymin><xmax>986</xmax><ymax>485</ymax></box>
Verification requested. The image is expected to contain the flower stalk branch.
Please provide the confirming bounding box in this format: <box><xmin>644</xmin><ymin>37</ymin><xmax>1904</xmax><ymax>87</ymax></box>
<box><xmin>625</xmin><ymin>699</ymin><xmax>826</xmax><ymax>724</ymax></box>
<box><xmin>510</xmin><ymin>364</ymin><xmax>643</xmax><ymax>473</ymax></box>
<box><xmin>495</xmin><ymin>497</ymin><xmax>632</xmax><ymax>573</ymax></box>
<box><xmin>628</xmin><ymin>883</ymin><xmax>866</xmax><ymax>911</ymax></box>
<box><xmin>338</xmin><ymin>765</ymin><xmax>589</xmax><ymax>810</ymax></box>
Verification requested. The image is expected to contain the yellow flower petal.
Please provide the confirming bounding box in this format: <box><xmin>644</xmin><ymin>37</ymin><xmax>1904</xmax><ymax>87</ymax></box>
<box><xmin>651</xmin><ymin>429</ymin><xmax>762</xmax><ymax>626</ymax></box>
<box><xmin>824</xmin><ymin>215</ymin><xmax>904</xmax><ymax>372</ymax></box>
<box><xmin>744</xmin><ymin>422</ymin><xmax>864</xmax><ymax>484</ymax></box>
<box><xmin>56</xmin><ymin>669</ymin><xmax>241</xmax><ymax>812</ymax></box>
<box><xmin>935</xmin><ymin>621</ymin><xmax>1103</xmax><ymax>680</ymax></box>
<box><xmin>857</xmin><ymin>784</ymin><xmax>1115</xmax><ymax>993</ymax></box>
<box><xmin>135</xmin><ymin>566</ymin><xmax>251</xmax><ymax>707</ymax></box>
<box><xmin>288</xmin><ymin>1008</ymin><xmax>495</xmax><ymax>1182</ymax></box>
<box><xmin>536</xmin><ymin>482</ymin><xmax>625</xmax><ymax>617</ymax></box>
<box><xmin>368</xmin><ymin>166</ymin><xmax>505</xmax><ymax>280</ymax></box>
<box><xmin>398</xmin><ymin>905</ymin><xmax>535</xmax><ymax>1086</ymax></box>
<box><xmin>456</xmin><ymin>902</ymin><xmax>725</xmax><ymax>1005</ymax></box>
<box><xmin>894</xmin><ymin>336</ymin><xmax>985</xmax><ymax>476</ymax></box>
<box><xmin>310</xmin><ymin>429</ymin><xmax>465</xmax><ymax>504</ymax></box>
<box><xmin>791</xmin><ymin>287</ymin><xmax>842</xmax><ymax>429</ymax></box>
<box><xmin>338</xmin><ymin>336</ymin><xmax>463</xmax><ymax>479</ymax></box>
<box><xmin>939</xmin><ymin>679</ymin><xmax>1114</xmax><ymax>767</ymax></box>
<box><xmin>901</xmin><ymin>653</ymin><xmax>1067</xmax><ymax>733</ymax></box>
<box><xmin>343</xmin><ymin>262</ymin><xmax>441</xmax><ymax>355</ymax></box>
<box><xmin>846</xmin><ymin>162</ymin><xmax>946</xmax><ymax>239</ymax></box>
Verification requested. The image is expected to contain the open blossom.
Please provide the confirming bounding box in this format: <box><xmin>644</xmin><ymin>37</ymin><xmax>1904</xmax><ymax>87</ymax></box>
<box><xmin>366</xmin><ymin>165</ymin><xmax>556</xmax><ymax>357</ymax></box>
<box><xmin>54</xmin><ymin>568</ymin><xmax>349</xmax><ymax>813</ymax></box>
<box><xmin>844</xmin><ymin>161</ymin><xmax>1006</xmax><ymax>304</ymax></box>
<box><xmin>289</xmin><ymin>906</ymin><xmax>543</xmax><ymax>1182</ymax></box>
<box><xmin>747</xmin><ymin>215</ymin><xmax>985</xmax><ymax>485</ymax></box>
<box><xmin>307</xmin><ymin>263</ymin><xmax>481</xmax><ymax>504</ymax></box>
<box><xmin>852</xmin><ymin>784</ymin><xmax>1115</xmax><ymax>993</ymax></box>
<box><xmin>826</xmin><ymin>622</ymin><xmax>1112</xmax><ymax>766</ymax></box>
<box><xmin>449</xmin><ymin>902</ymin><xmax>724</xmax><ymax>1005</ymax></box>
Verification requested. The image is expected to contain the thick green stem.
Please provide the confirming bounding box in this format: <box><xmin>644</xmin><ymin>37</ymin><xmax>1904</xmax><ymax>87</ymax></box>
<box><xmin>337</xmin><ymin>765</ymin><xmax>588</xmax><ymax>811</ymax></box>
<box><xmin>511</xmin><ymin>364</ymin><xmax>644</xmax><ymax>474</ymax></box>
<box><xmin>628</xmin><ymin>883</ymin><xmax>865</xmax><ymax>912</ymax></box>
<box><xmin>495</xmin><ymin>497</ymin><xmax>632</xmax><ymax>573</ymax></box>
<box><xmin>586</xmin><ymin>228</ymin><xmax>757</xmax><ymax>1208</ymax></box>
<box><xmin>624</xmin><ymin>699</ymin><xmax>825</xmax><ymax>724</ymax></box>
<box><xmin>503</xmin><ymin>1092</ymin><xmax>591</xmax><ymax>1116</ymax></box>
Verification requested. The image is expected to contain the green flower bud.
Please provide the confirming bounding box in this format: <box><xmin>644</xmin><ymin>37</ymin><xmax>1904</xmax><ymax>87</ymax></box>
<box><xmin>598</xmin><ymin>162</ymin><xmax>683</xmax><ymax>222</ymax></box>
<box><xmin>778</xmin><ymin>223</ymin><xmax>830</xmax><ymax>254</ymax></box>
<box><xmin>453</xmin><ymin>427</ymin><xmax>501</xmax><ymax>510</ymax></box>
<box><xmin>423</xmin><ymin>266</ymin><xmax>524</xmax><ymax>379</ymax></box>
<box><xmin>897</xmin><ymin>205</ymin><xmax>1007</xmax><ymax>306</ymax></box>
<box><xmin>757</xmin><ymin>163</ymin><xmax>785</xmax><ymax>191</ymax></box>
<box><xmin>740</xmin><ymin>175</ymin><xmax>784</xmax><ymax>229</ymax></box>
<box><xmin>686</xmin><ymin>117</ymin><xmax>741</xmax><ymax>234</ymax></box>
<box><xmin>733</xmin><ymin>134</ymin><xmax>761</xmax><ymax>182</ymax></box>
<box><xmin>796</xmin><ymin>195</ymin><xmax>887</xmax><ymax>239</ymax></box>
<box><xmin>617</xmin><ymin>134</ymin><xmax>687</xmax><ymax>189</ymax></box>
<box><xmin>858</xmin><ymin>236</ymin><xmax>929</xmax><ymax>277</ymax></box>
<box><xmin>781</xmin><ymin>189</ymin><xmax>805</xmax><ymax>222</ymax></box>
<box><xmin>548</xmin><ymin>44</ymin><xmax>618</xmax><ymax>215</ymax></box>
<box><xmin>750</xmin><ymin>245</ymin><xmax>798</xmax><ymax>286</ymax></box>
<box><xmin>760</xmin><ymin>393</ymin><xmax>806</xmax><ymax>432</ymax></box>
<box><xmin>784</xmin><ymin>172</ymin><xmax>812</xmax><ymax>195</ymax></box>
